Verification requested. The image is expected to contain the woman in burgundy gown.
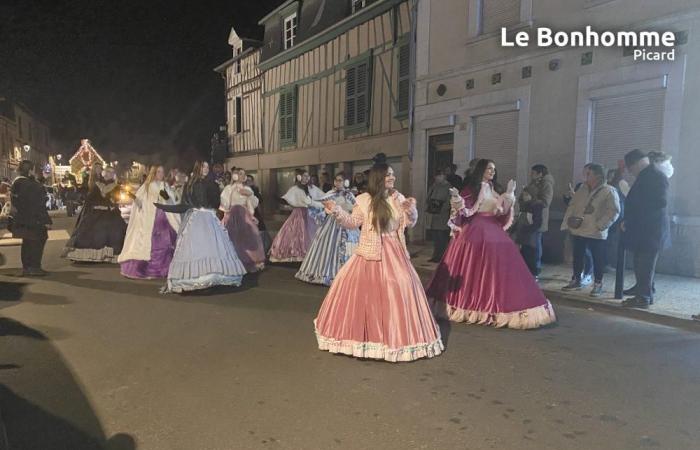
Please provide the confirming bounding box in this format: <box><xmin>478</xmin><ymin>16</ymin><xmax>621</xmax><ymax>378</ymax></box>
<box><xmin>426</xmin><ymin>159</ymin><xmax>556</xmax><ymax>329</ymax></box>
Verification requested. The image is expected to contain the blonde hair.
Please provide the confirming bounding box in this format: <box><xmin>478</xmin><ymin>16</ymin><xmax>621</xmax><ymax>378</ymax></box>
<box><xmin>144</xmin><ymin>165</ymin><xmax>163</xmax><ymax>191</ymax></box>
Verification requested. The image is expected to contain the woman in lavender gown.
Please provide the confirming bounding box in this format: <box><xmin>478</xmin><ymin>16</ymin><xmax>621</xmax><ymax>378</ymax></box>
<box><xmin>268</xmin><ymin>169</ymin><xmax>324</xmax><ymax>263</ymax></box>
<box><xmin>118</xmin><ymin>165</ymin><xmax>179</xmax><ymax>279</ymax></box>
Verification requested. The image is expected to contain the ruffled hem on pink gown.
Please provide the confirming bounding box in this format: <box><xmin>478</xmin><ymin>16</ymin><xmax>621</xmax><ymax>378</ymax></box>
<box><xmin>269</xmin><ymin>208</ymin><xmax>317</xmax><ymax>263</ymax></box>
<box><xmin>426</xmin><ymin>214</ymin><xmax>556</xmax><ymax>330</ymax></box>
<box><xmin>315</xmin><ymin>235</ymin><xmax>444</xmax><ymax>362</ymax></box>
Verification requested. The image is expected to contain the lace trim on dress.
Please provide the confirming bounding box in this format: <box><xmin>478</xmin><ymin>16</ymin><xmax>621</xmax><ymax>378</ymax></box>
<box><xmin>431</xmin><ymin>300</ymin><xmax>557</xmax><ymax>330</ymax></box>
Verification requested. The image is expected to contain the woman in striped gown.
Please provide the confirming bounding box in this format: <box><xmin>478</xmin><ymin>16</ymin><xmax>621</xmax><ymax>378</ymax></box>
<box><xmin>295</xmin><ymin>173</ymin><xmax>359</xmax><ymax>286</ymax></box>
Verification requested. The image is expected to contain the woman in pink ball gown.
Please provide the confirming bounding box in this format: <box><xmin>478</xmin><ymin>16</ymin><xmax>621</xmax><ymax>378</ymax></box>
<box><xmin>314</xmin><ymin>161</ymin><xmax>443</xmax><ymax>362</ymax></box>
<box><xmin>426</xmin><ymin>159</ymin><xmax>556</xmax><ymax>329</ymax></box>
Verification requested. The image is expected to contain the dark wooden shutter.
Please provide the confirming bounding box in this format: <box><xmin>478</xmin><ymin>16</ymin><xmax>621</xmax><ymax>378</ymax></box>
<box><xmin>397</xmin><ymin>43</ymin><xmax>410</xmax><ymax>115</ymax></box>
<box><xmin>345</xmin><ymin>58</ymin><xmax>372</xmax><ymax>130</ymax></box>
<box><xmin>279</xmin><ymin>87</ymin><xmax>297</xmax><ymax>146</ymax></box>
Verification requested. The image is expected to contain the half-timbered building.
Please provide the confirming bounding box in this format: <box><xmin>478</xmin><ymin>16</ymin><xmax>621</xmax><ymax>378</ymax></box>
<box><xmin>219</xmin><ymin>0</ymin><xmax>414</xmax><ymax>207</ymax></box>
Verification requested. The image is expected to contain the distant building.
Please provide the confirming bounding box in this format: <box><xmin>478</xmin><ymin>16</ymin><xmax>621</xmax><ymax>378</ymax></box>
<box><xmin>0</xmin><ymin>96</ymin><xmax>52</xmax><ymax>178</ymax></box>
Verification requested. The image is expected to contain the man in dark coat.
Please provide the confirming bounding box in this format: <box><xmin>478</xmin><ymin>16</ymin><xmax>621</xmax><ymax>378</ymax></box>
<box><xmin>444</xmin><ymin>164</ymin><xmax>463</xmax><ymax>190</ymax></box>
<box><xmin>10</xmin><ymin>160</ymin><xmax>52</xmax><ymax>276</ymax></box>
<box><xmin>621</xmin><ymin>149</ymin><xmax>670</xmax><ymax>308</ymax></box>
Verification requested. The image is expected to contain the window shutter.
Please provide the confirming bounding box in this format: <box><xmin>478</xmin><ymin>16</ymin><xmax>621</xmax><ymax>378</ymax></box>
<box><xmin>356</xmin><ymin>62</ymin><xmax>368</xmax><ymax>124</ymax></box>
<box><xmin>345</xmin><ymin>66</ymin><xmax>357</xmax><ymax>126</ymax></box>
<box><xmin>473</xmin><ymin>110</ymin><xmax>519</xmax><ymax>183</ymax></box>
<box><xmin>481</xmin><ymin>0</ymin><xmax>521</xmax><ymax>35</ymax></box>
<box><xmin>279</xmin><ymin>87</ymin><xmax>297</xmax><ymax>146</ymax></box>
<box><xmin>397</xmin><ymin>43</ymin><xmax>410</xmax><ymax>115</ymax></box>
<box><xmin>345</xmin><ymin>58</ymin><xmax>372</xmax><ymax>130</ymax></box>
<box><xmin>591</xmin><ymin>90</ymin><xmax>665</xmax><ymax>170</ymax></box>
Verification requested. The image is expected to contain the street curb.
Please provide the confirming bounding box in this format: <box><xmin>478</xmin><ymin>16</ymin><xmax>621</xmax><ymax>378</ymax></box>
<box><xmin>413</xmin><ymin>266</ymin><xmax>700</xmax><ymax>333</ymax></box>
<box><xmin>543</xmin><ymin>289</ymin><xmax>700</xmax><ymax>333</ymax></box>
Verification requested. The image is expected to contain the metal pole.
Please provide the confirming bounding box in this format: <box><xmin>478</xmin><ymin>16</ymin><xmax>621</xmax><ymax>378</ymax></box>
<box><xmin>614</xmin><ymin>236</ymin><xmax>626</xmax><ymax>299</ymax></box>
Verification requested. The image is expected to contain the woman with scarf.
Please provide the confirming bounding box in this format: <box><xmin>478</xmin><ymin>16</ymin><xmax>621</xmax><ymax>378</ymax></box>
<box><xmin>220</xmin><ymin>168</ymin><xmax>266</xmax><ymax>273</ymax></box>
<box><xmin>268</xmin><ymin>169</ymin><xmax>323</xmax><ymax>263</ymax></box>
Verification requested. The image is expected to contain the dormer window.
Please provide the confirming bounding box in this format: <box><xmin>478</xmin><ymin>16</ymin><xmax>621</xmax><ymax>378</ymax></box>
<box><xmin>284</xmin><ymin>13</ymin><xmax>298</xmax><ymax>49</ymax></box>
<box><xmin>352</xmin><ymin>0</ymin><xmax>367</xmax><ymax>13</ymax></box>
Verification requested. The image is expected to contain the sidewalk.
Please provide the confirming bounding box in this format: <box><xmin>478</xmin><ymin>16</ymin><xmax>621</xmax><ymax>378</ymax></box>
<box><xmin>408</xmin><ymin>242</ymin><xmax>700</xmax><ymax>323</ymax></box>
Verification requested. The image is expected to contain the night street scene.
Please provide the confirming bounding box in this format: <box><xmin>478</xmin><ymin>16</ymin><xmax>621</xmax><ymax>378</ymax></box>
<box><xmin>1</xmin><ymin>1</ymin><xmax>700</xmax><ymax>449</ymax></box>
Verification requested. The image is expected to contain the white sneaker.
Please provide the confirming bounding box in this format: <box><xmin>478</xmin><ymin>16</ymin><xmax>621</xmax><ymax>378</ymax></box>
<box><xmin>581</xmin><ymin>274</ymin><xmax>594</xmax><ymax>287</ymax></box>
<box><xmin>590</xmin><ymin>282</ymin><xmax>603</xmax><ymax>297</ymax></box>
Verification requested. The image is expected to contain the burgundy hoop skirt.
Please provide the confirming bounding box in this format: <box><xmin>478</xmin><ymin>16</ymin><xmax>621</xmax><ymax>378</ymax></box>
<box><xmin>222</xmin><ymin>205</ymin><xmax>265</xmax><ymax>272</ymax></box>
<box><xmin>426</xmin><ymin>213</ymin><xmax>556</xmax><ymax>329</ymax></box>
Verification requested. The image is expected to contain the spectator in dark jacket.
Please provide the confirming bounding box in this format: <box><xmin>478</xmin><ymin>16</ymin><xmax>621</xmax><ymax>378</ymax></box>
<box><xmin>10</xmin><ymin>160</ymin><xmax>52</xmax><ymax>276</ymax></box>
<box><xmin>515</xmin><ymin>191</ymin><xmax>545</xmax><ymax>277</ymax></box>
<box><xmin>621</xmin><ymin>149</ymin><xmax>671</xmax><ymax>308</ymax></box>
<box><xmin>605</xmin><ymin>168</ymin><xmax>626</xmax><ymax>269</ymax></box>
<box><xmin>521</xmin><ymin>164</ymin><xmax>554</xmax><ymax>276</ymax></box>
<box><xmin>426</xmin><ymin>169</ymin><xmax>452</xmax><ymax>262</ymax></box>
<box><xmin>444</xmin><ymin>164</ymin><xmax>463</xmax><ymax>190</ymax></box>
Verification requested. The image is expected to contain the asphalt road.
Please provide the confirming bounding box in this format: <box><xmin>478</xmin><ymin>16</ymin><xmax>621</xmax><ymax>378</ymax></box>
<box><xmin>1</xmin><ymin>216</ymin><xmax>699</xmax><ymax>450</ymax></box>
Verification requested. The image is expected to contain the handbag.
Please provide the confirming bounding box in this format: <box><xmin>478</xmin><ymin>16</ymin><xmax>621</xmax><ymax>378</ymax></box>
<box><xmin>567</xmin><ymin>185</ymin><xmax>605</xmax><ymax>230</ymax></box>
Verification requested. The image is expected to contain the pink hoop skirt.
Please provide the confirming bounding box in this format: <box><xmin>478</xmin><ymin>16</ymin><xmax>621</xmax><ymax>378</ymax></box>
<box><xmin>222</xmin><ymin>205</ymin><xmax>266</xmax><ymax>272</ymax></box>
<box><xmin>314</xmin><ymin>234</ymin><xmax>444</xmax><ymax>362</ymax></box>
<box><xmin>269</xmin><ymin>208</ymin><xmax>317</xmax><ymax>263</ymax></box>
<box><xmin>426</xmin><ymin>214</ymin><xmax>556</xmax><ymax>329</ymax></box>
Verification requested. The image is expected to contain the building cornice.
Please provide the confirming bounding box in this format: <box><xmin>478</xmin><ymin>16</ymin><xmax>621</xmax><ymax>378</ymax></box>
<box><xmin>258</xmin><ymin>0</ymin><xmax>405</xmax><ymax>71</ymax></box>
<box><xmin>213</xmin><ymin>47</ymin><xmax>258</xmax><ymax>73</ymax></box>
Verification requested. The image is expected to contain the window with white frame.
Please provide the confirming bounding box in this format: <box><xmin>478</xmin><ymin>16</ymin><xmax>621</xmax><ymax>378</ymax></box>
<box><xmin>480</xmin><ymin>0</ymin><xmax>521</xmax><ymax>35</ymax></box>
<box><xmin>284</xmin><ymin>13</ymin><xmax>297</xmax><ymax>50</ymax></box>
<box><xmin>352</xmin><ymin>0</ymin><xmax>367</xmax><ymax>13</ymax></box>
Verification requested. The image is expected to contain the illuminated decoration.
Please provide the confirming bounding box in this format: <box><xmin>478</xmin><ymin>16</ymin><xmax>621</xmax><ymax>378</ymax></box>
<box><xmin>68</xmin><ymin>138</ymin><xmax>106</xmax><ymax>175</ymax></box>
<box><xmin>23</xmin><ymin>144</ymin><xmax>31</xmax><ymax>153</ymax></box>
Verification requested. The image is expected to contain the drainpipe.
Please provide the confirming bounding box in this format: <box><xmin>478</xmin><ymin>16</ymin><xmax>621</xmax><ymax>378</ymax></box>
<box><xmin>407</xmin><ymin>0</ymin><xmax>419</xmax><ymax>163</ymax></box>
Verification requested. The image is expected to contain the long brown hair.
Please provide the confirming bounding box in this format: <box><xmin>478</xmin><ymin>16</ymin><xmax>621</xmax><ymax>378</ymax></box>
<box><xmin>88</xmin><ymin>162</ymin><xmax>103</xmax><ymax>190</ymax></box>
<box><xmin>367</xmin><ymin>163</ymin><xmax>393</xmax><ymax>232</ymax></box>
<box><xmin>185</xmin><ymin>161</ymin><xmax>207</xmax><ymax>196</ymax></box>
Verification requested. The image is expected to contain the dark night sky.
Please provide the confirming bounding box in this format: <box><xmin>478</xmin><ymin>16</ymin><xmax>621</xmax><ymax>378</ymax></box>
<box><xmin>0</xmin><ymin>0</ymin><xmax>284</xmax><ymax>163</ymax></box>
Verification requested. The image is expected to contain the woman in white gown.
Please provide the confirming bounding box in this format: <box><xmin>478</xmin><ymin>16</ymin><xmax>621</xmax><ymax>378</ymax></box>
<box><xmin>220</xmin><ymin>168</ymin><xmax>266</xmax><ymax>272</ymax></box>
<box><xmin>118</xmin><ymin>165</ymin><xmax>179</xmax><ymax>279</ymax></box>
